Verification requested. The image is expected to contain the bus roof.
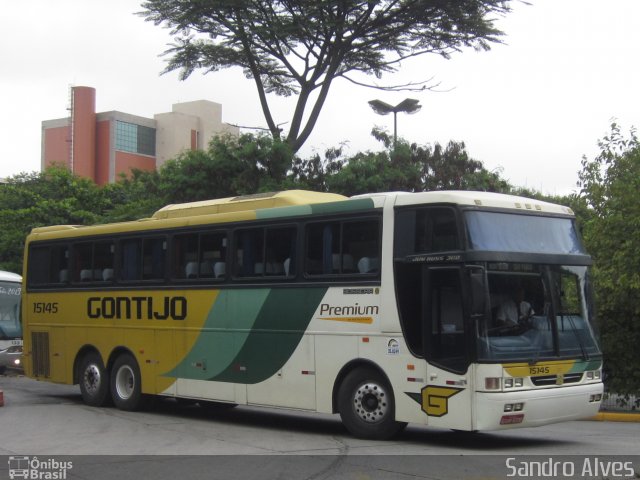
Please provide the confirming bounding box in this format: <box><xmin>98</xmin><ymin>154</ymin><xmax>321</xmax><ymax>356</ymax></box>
<box><xmin>0</xmin><ymin>270</ymin><xmax>21</xmax><ymax>282</ymax></box>
<box><xmin>27</xmin><ymin>189</ymin><xmax>574</xmax><ymax>243</ymax></box>
<box><xmin>152</xmin><ymin>190</ymin><xmax>346</xmax><ymax>220</ymax></box>
<box><xmin>355</xmin><ymin>191</ymin><xmax>574</xmax><ymax>216</ymax></box>
<box><xmin>27</xmin><ymin>190</ymin><xmax>353</xmax><ymax>241</ymax></box>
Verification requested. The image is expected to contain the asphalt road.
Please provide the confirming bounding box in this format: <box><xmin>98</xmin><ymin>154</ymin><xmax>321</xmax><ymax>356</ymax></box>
<box><xmin>1</xmin><ymin>375</ymin><xmax>638</xmax><ymax>479</ymax></box>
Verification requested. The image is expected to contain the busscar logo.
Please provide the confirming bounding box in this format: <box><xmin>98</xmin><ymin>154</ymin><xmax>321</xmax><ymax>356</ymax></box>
<box><xmin>8</xmin><ymin>456</ymin><xmax>73</xmax><ymax>480</ymax></box>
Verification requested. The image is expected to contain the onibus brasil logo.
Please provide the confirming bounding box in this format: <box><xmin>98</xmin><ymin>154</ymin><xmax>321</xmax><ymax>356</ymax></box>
<box><xmin>8</xmin><ymin>457</ymin><xmax>73</xmax><ymax>480</ymax></box>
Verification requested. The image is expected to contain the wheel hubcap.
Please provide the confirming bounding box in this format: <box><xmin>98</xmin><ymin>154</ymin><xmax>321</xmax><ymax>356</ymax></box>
<box><xmin>353</xmin><ymin>382</ymin><xmax>389</xmax><ymax>423</ymax></box>
<box><xmin>115</xmin><ymin>365</ymin><xmax>135</xmax><ymax>400</ymax></box>
<box><xmin>83</xmin><ymin>365</ymin><xmax>101</xmax><ymax>394</ymax></box>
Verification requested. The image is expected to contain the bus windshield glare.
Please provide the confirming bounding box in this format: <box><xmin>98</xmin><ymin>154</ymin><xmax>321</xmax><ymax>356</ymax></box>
<box><xmin>465</xmin><ymin>211</ymin><xmax>585</xmax><ymax>255</ymax></box>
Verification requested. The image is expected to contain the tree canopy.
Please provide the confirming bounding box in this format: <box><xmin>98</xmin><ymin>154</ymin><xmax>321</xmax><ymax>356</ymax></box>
<box><xmin>577</xmin><ymin>123</ymin><xmax>640</xmax><ymax>396</ymax></box>
<box><xmin>140</xmin><ymin>0</ymin><xmax>511</xmax><ymax>152</ymax></box>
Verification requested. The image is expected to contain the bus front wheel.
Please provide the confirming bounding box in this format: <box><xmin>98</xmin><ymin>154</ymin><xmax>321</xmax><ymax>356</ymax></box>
<box><xmin>110</xmin><ymin>353</ymin><xmax>143</xmax><ymax>411</ymax></box>
<box><xmin>78</xmin><ymin>352</ymin><xmax>110</xmax><ymax>407</ymax></box>
<box><xmin>337</xmin><ymin>367</ymin><xmax>406</xmax><ymax>440</ymax></box>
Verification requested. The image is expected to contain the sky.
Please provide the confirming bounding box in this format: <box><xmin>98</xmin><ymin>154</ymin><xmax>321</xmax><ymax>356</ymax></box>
<box><xmin>2</xmin><ymin>0</ymin><xmax>639</xmax><ymax>196</ymax></box>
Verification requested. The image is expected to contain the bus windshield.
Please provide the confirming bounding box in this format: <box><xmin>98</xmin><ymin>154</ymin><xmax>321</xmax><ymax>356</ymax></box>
<box><xmin>0</xmin><ymin>280</ymin><xmax>22</xmax><ymax>342</ymax></box>
<box><xmin>466</xmin><ymin>211</ymin><xmax>585</xmax><ymax>255</ymax></box>
<box><xmin>476</xmin><ymin>265</ymin><xmax>600</xmax><ymax>362</ymax></box>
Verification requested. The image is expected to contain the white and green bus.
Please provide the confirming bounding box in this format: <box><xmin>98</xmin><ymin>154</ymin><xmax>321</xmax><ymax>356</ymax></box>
<box><xmin>0</xmin><ymin>270</ymin><xmax>22</xmax><ymax>349</ymax></box>
<box><xmin>22</xmin><ymin>190</ymin><xmax>603</xmax><ymax>439</ymax></box>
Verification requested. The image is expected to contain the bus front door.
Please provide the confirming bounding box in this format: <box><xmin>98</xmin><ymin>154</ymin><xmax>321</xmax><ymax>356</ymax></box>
<box><xmin>422</xmin><ymin>266</ymin><xmax>473</xmax><ymax>431</ymax></box>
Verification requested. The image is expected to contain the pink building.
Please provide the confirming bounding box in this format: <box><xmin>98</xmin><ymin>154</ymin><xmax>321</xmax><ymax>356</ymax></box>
<box><xmin>41</xmin><ymin>86</ymin><xmax>238</xmax><ymax>185</ymax></box>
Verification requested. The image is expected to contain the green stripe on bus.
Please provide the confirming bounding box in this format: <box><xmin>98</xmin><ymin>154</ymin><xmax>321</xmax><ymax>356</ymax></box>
<box><xmin>310</xmin><ymin>198</ymin><xmax>375</xmax><ymax>215</ymax></box>
<box><xmin>569</xmin><ymin>359</ymin><xmax>602</xmax><ymax>373</ymax></box>
<box><xmin>255</xmin><ymin>198</ymin><xmax>376</xmax><ymax>221</ymax></box>
<box><xmin>256</xmin><ymin>205</ymin><xmax>313</xmax><ymax>219</ymax></box>
<box><xmin>164</xmin><ymin>289</ymin><xmax>270</xmax><ymax>380</ymax></box>
<box><xmin>211</xmin><ymin>287</ymin><xmax>327</xmax><ymax>384</ymax></box>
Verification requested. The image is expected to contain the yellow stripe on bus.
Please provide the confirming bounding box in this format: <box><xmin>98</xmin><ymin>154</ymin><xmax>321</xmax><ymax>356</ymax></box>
<box><xmin>503</xmin><ymin>360</ymin><xmax>576</xmax><ymax>378</ymax></box>
<box><xmin>318</xmin><ymin>316</ymin><xmax>373</xmax><ymax>324</ymax></box>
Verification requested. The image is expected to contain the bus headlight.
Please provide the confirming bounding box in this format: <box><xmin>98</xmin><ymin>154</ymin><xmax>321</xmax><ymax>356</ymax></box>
<box><xmin>503</xmin><ymin>377</ymin><xmax>524</xmax><ymax>388</ymax></box>
<box><xmin>586</xmin><ymin>370</ymin><xmax>601</xmax><ymax>380</ymax></box>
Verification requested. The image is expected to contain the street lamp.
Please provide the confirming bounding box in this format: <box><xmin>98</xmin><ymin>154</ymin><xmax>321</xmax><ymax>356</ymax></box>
<box><xmin>368</xmin><ymin>98</ymin><xmax>422</xmax><ymax>147</ymax></box>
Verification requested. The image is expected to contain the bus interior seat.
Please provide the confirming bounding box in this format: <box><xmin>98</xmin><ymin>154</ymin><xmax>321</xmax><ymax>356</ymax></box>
<box><xmin>254</xmin><ymin>262</ymin><xmax>264</xmax><ymax>275</ymax></box>
<box><xmin>185</xmin><ymin>262</ymin><xmax>199</xmax><ymax>279</ymax></box>
<box><xmin>357</xmin><ymin>257</ymin><xmax>379</xmax><ymax>273</ymax></box>
<box><xmin>59</xmin><ymin>269</ymin><xmax>68</xmax><ymax>283</ymax></box>
<box><xmin>284</xmin><ymin>258</ymin><xmax>290</xmax><ymax>276</ymax></box>
<box><xmin>102</xmin><ymin>268</ymin><xmax>114</xmax><ymax>281</ymax></box>
<box><xmin>80</xmin><ymin>269</ymin><xmax>93</xmax><ymax>282</ymax></box>
<box><xmin>213</xmin><ymin>262</ymin><xmax>226</xmax><ymax>278</ymax></box>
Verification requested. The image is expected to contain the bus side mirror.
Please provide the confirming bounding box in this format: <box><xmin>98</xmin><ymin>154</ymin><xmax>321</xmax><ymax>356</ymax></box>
<box><xmin>467</xmin><ymin>267</ymin><xmax>486</xmax><ymax>315</ymax></box>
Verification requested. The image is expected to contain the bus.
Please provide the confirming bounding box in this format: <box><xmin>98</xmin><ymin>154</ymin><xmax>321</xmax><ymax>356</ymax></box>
<box><xmin>21</xmin><ymin>190</ymin><xmax>603</xmax><ymax>439</ymax></box>
<box><xmin>0</xmin><ymin>270</ymin><xmax>22</xmax><ymax>350</ymax></box>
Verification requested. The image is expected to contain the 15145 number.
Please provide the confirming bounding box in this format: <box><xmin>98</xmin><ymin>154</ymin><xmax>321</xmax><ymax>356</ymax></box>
<box><xmin>33</xmin><ymin>302</ymin><xmax>59</xmax><ymax>314</ymax></box>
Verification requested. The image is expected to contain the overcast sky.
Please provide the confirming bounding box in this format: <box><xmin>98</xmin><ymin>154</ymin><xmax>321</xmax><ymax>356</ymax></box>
<box><xmin>2</xmin><ymin>1</ymin><xmax>639</xmax><ymax>195</ymax></box>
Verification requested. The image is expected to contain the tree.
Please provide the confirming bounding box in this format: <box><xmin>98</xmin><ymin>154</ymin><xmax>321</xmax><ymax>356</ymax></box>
<box><xmin>158</xmin><ymin>133</ymin><xmax>293</xmax><ymax>203</ymax></box>
<box><xmin>101</xmin><ymin>169</ymin><xmax>164</xmax><ymax>222</ymax></box>
<box><xmin>320</xmin><ymin>133</ymin><xmax>511</xmax><ymax>196</ymax></box>
<box><xmin>140</xmin><ymin>0</ymin><xmax>511</xmax><ymax>152</ymax></box>
<box><xmin>418</xmin><ymin>140</ymin><xmax>510</xmax><ymax>192</ymax></box>
<box><xmin>0</xmin><ymin>168</ymin><xmax>110</xmax><ymax>273</ymax></box>
<box><xmin>577</xmin><ymin>123</ymin><xmax>640</xmax><ymax>396</ymax></box>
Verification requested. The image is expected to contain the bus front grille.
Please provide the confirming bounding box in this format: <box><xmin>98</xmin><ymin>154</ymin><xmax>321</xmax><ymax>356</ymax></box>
<box><xmin>31</xmin><ymin>332</ymin><xmax>50</xmax><ymax>378</ymax></box>
<box><xmin>531</xmin><ymin>372</ymin><xmax>583</xmax><ymax>386</ymax></box>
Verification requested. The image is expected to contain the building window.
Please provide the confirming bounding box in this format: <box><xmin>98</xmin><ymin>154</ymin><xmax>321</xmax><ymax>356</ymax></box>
<box><xmin>115</xmin><ymin>121</ymin><xmax>156</xmax><ymax>156</ymax></box>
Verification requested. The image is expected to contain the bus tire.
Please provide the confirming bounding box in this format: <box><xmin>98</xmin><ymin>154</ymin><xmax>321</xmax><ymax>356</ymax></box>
<box><xmin>337</xmin><ymin>367</ymin><xmax>407</xmax><ymax>440</ymax></box>
<box><xmin>78</xmin><ymin>352</ymin><xmax>111</xmax><ymax>407</ymax></box>
<box><xmin>110</xmin><ymin>353</ymin><xmax>143</xmax><ymax>411</ymax></box>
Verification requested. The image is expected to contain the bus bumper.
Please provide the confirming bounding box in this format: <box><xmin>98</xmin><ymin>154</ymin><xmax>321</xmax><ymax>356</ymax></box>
<box><xmin>474</xmin><ymin>383</ymin><xmax>604</xmax><ymax>431</ymax></box>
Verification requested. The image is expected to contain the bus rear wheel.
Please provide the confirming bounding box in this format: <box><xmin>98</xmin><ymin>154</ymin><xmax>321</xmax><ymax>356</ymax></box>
<box><xmin>78</xmin><ymin>352</ymin><xmax>110</xmax><ymax>407</ymax></box>
<box><xmin>110</xmin><ymin>353</ymin><xmax>143</xmax><ymax>411</ymax></box>
<box><xmin>337</xmin><ymin>367</ymin><xmax>406</xmax><ymax>440</ymax></box>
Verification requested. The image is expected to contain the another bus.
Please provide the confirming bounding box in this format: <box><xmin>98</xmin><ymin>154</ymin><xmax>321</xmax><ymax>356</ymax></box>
<box><xmin>0</xmin><ymin>270</ymin><xmax>22</xmax><ymax>349</ymax></box>
<box><xmin>21</xmin><ymin>190</ymin><xmax>603</xmax><ymax>439</ymax></box>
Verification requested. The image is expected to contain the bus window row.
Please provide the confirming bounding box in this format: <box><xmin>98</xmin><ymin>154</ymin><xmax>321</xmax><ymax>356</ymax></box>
<box><xmin>27</xmin><ymin>217</ymin><xmax>381</xmax><ymax>287</ymax></box>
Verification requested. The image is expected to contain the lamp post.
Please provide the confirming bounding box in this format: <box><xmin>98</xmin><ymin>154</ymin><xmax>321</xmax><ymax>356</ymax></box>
<box><xmin>368</xmin><ymin>98</ymin><xmax>422</xmax><ymax>147</ymax></box>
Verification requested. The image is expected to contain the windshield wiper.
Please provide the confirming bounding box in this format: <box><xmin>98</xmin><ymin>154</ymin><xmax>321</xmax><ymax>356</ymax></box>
<box><xmin>564</xmin><ymin>314</ymin><xmax>589</xmax><ymax>361</ymax></box>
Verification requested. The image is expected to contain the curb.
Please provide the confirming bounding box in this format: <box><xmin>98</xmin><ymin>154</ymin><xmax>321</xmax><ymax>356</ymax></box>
<box><xmin>591</xmin><ymin>411</ymin><xmax>640</xmax><ymax>422</ymax></box>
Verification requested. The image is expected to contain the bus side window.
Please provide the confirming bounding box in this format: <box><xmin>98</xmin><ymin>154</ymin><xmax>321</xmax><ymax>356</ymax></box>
<box><xmin>234</xmin><ymin>228</ymin><xmax>264</xmax><ymax>277</ymax></box>
<box><xmin>416</xmin><ymin>208</ymin><xmax>459</xmax><ymax>253</ymax></box>
<box><xmin>173</xmin><ymin>234</ymin><xmax>198</xmax><ymax>279</ymax></box>
<box><xmin>199</xmin><ymin>233</ymin><xmax>226</xmax><ymax>279</ymax></box>
<box><xmin>264</xmin><ymin>227</ymin><xmax>296</xmax><ymax>277</ymax></box>
<box><xmin>71</xmin><ymin>241</ymin><xmax>114</xmax><ymax>283</ymax></box>
<box><xmin>305</xmin><ymin>219</ymin><xmax>379</xmax><ymax>276</ymax></box>
<box><xmin>28</xmin><ymin>247</ymin><xmax>50</xmax><ymax>285</ymax></box>
<box><xmin>142</xmin><ymin>238</ymin><xmax>166</xmax><ymax>280</ymax></box>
